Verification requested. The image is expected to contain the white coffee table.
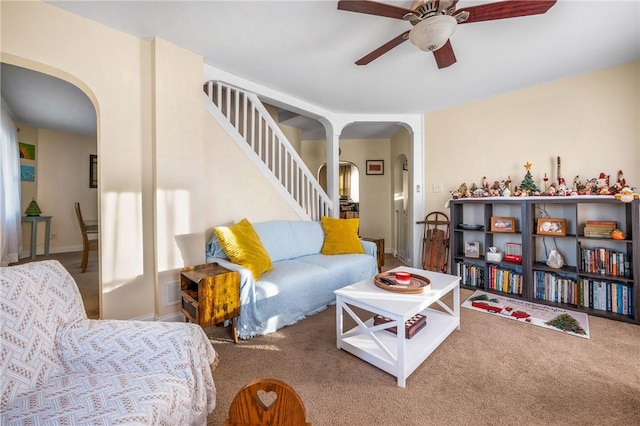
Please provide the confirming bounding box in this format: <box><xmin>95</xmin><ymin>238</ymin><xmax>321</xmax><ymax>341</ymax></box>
<box><xmin>335</xmin><ymin>266</ymin><xmax>460</xmax><ymax>387</ymax></box>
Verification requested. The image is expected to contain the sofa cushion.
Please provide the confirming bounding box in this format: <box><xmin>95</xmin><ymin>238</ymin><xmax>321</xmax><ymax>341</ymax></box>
<box><xmin>253</xmin><ymin>220</ymin><xmax>324</xmax><ymax>262</ymax></box>
<box><xmin>320</xmin><ymin>216</ymin><xmax>364</xmax><ymax>255</ymax></box>
<box><xmin>215</xmin><ymin>218</ymin><xmax>272</xmax><ymax>280</ymax></box>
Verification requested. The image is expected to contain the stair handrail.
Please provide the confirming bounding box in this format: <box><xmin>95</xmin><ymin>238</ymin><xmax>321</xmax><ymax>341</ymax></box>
<box><xmin>204</xmin><ymin>80</ymin><xmax>333</xmax><ymax>220</ymax></box>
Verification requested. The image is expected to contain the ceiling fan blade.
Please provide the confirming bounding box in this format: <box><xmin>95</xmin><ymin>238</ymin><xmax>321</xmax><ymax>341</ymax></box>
<box><xmin>457</xmin><ymin>0</ymin><xmax>556</xmax><ymax>24</ymax></box>
<box><xmin>355</xmin><ymin>31</ymin><xmax>410</xmax><ymax>65</ymax></box>
<box><xmin>337</xmin><ymin>0</ymin><xmax>415</xmax><ymax>20</ymax></box>
<box><xmin>433</xmin><ymin>40</ymin><xmax>456</xmax><ymax>69</ymax></box>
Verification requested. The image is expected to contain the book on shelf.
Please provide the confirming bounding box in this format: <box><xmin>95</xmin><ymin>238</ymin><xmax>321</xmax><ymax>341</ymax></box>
<box><xmin>586</xmin><ymin>220</ymin><xmax>617</xmax><ymax>227</ymax></box>
<box><xmin>584</xmin><ymin>226</ymin><xmax>616</xmax><ymax>238</ymax></box>
<box><xmin>457</xmin><ymin>261</ymin><xmax>485</xmax><ymax>288</ymax></box>
<box><xmin>579</xmin><ymin>247</ymin><xmax>630</xmax><ymax>277</ymax></box>
<box><xmin>579</xmin><ymin>278</ymin><xmax>633</xmax><ymax>315</ymax></box>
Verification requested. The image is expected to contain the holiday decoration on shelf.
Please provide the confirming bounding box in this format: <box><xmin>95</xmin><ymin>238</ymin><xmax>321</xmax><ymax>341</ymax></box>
<box><xmin>518</xmin><ymin>162</ymin><xmax>541</xmax><ymax>196</ymax></box>
<box><xmin>24</xmin><ymin>199</ymin><xmax>42</xmax><ymax>217</ymax></box>
<box><xmin>449</xmin><ymin>162</ymin><xmax>637</xmax><ymax>200</ymax></box>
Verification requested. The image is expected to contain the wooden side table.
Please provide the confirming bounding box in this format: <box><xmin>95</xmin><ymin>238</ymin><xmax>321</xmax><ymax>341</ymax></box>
<box><xmin>362</xmin><ymin>237</ymin><xmax>384</xmax><ymax>271</ymax></box>
<box><xmin>180</xmin><ymin>263</ymin><xmax>241</xmax><ymax>343</ymax></box>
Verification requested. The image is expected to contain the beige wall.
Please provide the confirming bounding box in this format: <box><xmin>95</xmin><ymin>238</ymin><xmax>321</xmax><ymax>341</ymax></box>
<box><xmin>23</xmin><ymin>126</ymin><xmax>97</xmax><ymax>255</ymax></box>
<box><xmin>152</xmin><ymin>38</ymin><xmax>207</xmax><ymax>318</ymax></box>
<box><xmin>203</xmin><ymin>109</ymin><xmax>300</xmax><ymax>232</ymax></box>
<box><xmin>2</xmin><ymin>2</ymin><xmax>165</xmax><ymax>319</ymax></box>
<box><xmin>2</xmin><ymin>0</ymin><xmax>153</xmax><ymax>319</ymax></box>
<box><xmin>390</xmin><ymin>127</ymin><xmax>412</xmax><ymax>259</ymax></box>
<box><xmin>425</xmin><ymin>61</ymin><xmax>640</xmax><ymax>213</ymax></box>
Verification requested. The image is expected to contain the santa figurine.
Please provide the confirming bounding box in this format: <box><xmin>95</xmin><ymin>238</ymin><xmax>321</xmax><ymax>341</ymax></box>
<box><xmin>558</xmin><ymin>177</ymin><xmax>569</xmax><ymax>196</ymax></box>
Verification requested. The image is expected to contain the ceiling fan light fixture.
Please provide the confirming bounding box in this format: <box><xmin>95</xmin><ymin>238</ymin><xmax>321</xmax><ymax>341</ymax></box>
<box><xmin>409</xmin><ymin>15</ymin><xmax>457</xmax><ymax>52</ymax></box>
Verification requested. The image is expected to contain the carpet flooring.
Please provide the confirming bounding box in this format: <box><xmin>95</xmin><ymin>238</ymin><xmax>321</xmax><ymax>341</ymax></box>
<box><xmin>206</xmin><ymin>262</ymin><xmax>640</xmax><ymax>425</ymax></box>
<box><xmin>10</xmin><ymin>254</ymin><xmax>640</xmax><ymax>425</ymax></box>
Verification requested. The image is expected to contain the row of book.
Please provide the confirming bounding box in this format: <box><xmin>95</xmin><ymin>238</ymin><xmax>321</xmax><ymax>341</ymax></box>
<box><xmin>579</xmin><ymin>246</ymin><xmax>632</xmax><ymax>278</ymax></box>
<box><xmin>456</xmin><ymin>262</ymin><xmax>485</xmax><ymax>287</ymax></box>
<box><xmin>456</xmin><ymin>262</ymin><xmax>524</xmax><ymax>294</ymax></box>
<box><xmin>580</xmin><ymin>279</ymin><xmax>633</xmax><ymax>315</ymax></box>
<box><xmin>583</xmin><ymin>220</ymin><xmax>616</xmax><ymax>238</ymax></box>
<box><xmin>533</xmin><ymin>270</ymin><xmax>633</xmax><ymax>315</ymax></box>
<box><xmin>533</xmin><ymin>271</ymin><xmax>579</xmax><ymax>305</ymax></box>
<box><xmin>487</xmin><ymin>264</ymin><xmax>523</xmax><ymax>295</ymax></box>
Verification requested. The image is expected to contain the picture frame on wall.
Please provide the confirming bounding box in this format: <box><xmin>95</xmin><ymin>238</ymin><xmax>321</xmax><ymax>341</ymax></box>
<box><xmin>20</xmin><ymin>165</ymin><xmax>35</xmax><ymax>182</ymax></box>
<box><xmin>366</xmin><ymin>160</ymin><xmax>384</xmax><ymax>175</ymax></box>
<box><xmin>491</xmin><ymin>216</ymin><xmax>516</xmax><ymax>233</ymax></box>
<box><xmin>537</xmin><ymin>218</ymin><xmax>567</xmax><ymax>236</ymax></box>
<box><xmin>19</xmin><ymin>142</ymin><xmax>36</xmax><ymax>160</ymax></box>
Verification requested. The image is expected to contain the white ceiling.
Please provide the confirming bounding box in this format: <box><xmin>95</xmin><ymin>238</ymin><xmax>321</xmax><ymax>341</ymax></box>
<box><xmin>2</xmin><ymin>0</ymin><xmax>639</xmax><ymax>138</ymax></box>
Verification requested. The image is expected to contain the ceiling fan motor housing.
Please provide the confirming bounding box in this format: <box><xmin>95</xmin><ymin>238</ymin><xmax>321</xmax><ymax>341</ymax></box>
<box><xmin>409</xmin><ymin>15</ymin><xmax>457</xmax><ymax>52</ymax></box>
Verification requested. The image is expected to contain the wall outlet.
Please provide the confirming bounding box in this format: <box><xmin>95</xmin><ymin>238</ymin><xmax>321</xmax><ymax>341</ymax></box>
<box><xmin>432</xmin><ymin>183</ymin><xmax>443</xmax><ymax>193</ymax></box>
<box><xmin>164</xmin><ymin>281</ymin><xmax>181</xmax><ymax>307</ymax></box>
<box><xmin>51</xmin><ymin>233</ymin><xmax>57</xmax><ymax>240</ymax></box>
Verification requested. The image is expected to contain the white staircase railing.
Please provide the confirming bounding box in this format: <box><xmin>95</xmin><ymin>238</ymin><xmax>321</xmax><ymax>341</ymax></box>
<box><xmin>203</xmin><ymin>81</ymin><xmax>332</xmax><ymax>221</ymax></box>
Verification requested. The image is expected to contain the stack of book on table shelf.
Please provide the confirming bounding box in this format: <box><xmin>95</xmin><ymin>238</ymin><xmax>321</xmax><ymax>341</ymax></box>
<box><xmin>373</xmin><ymin>314</ymin><xmax>426</xmax><ymax>339</ymax></box>
<box><xmin>583</xmin><ymin>220</ymin><xmax>616</xmax><ymax>238</ymax></box>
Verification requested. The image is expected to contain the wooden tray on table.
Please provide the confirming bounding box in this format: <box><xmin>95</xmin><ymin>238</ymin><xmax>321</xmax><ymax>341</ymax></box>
<box><xmin>373</xmin><ymin>272</ymin><xmax>431</xmax><ymax>294</ymax></box>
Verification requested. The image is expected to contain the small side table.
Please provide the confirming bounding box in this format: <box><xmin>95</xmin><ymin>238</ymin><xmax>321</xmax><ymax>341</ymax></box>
<box><xmin>362</xmin><ymin>237</ymin><xmax>384</xmax><ymax>271</ymax></box>
<box><xmin>21</xmin><ymin>216</ymin><xmax>52</xmax><ymax>260</ymax></box>
<box><xmin>180</xmin><ymin>263</ymin><xmax>241</xmax><ymax>343</ymax></box>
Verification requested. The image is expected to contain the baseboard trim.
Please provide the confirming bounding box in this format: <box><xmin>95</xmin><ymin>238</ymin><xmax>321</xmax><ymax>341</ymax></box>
<box><xmin>20</xmin><ymin>245</ymin><xmax>83</xmax><ymax>259</ymax></box>
<box><xmin>157</xmin><ymin>312</ymin><xmax>186</xmax><ymax>322</ymax></box>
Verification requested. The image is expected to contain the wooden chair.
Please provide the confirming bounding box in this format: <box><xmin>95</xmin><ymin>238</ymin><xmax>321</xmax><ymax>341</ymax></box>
<box><xmin>224</xmin><ymin>378</ymin><xmax>311</xmax><ymax>426</ymax></box>
<box><xmin>74</xmin><ymin>202</ymin><xmax>98</xmax><ymax>273</ymax></box>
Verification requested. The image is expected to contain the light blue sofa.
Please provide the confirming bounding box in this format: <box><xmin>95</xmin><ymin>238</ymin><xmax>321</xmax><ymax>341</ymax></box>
<box><xmin>206</xmin><ymin>220</ymin><xmax>378</xmax><ymax>339</ymax></box>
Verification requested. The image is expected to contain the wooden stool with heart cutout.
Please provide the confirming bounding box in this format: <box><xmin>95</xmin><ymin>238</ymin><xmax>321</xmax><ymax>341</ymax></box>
<box><xmin>223</xmin><ymin>378</ymin><xmax>311</xmax><ymax>425</ymax></box>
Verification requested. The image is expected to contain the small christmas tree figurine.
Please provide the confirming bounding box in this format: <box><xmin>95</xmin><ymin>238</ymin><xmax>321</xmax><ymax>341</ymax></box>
<box><xmin>519</xmin><ymin>162</ymin><xmax>540</xmax><ymax>195</ymax></box>
<box><xmin>24</xmin><ymin>198</ymin><xmax>42</xmax><ymax>217</ymax></box>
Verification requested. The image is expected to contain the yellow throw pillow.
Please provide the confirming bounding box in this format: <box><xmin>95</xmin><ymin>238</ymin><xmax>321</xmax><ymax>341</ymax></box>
<box><xmin>320</xmin><ymin>216</ymin><xmax>364</xmax><ymax>255</ymax></box>
<box><xmin>214</xmin><ymin>218</ymin><xmax>272</xmax><ymax>280</ymax></box>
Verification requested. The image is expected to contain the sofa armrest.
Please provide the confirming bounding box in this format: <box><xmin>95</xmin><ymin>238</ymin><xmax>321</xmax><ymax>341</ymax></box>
<box><xmin>360</xmin><ymin>239</ymin><xmax>377</xmax><ymax>259</ymax></box>
<box><xmin>206</xmin><ymin>257</ymin><xmax>253</xmax><ymax>280</ymax></box>
<box><xmin>57</xmin><ymin>319</ymin><xmax>217</xmax><ymax>415</ymax></box>
<box><xmin>58</xmin><ymin>319</ymin><xmax>216</xmax><ymax>377</ymax></box>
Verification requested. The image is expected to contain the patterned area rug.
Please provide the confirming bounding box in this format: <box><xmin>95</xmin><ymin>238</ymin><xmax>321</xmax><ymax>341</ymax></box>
<box><xmin>462</xmin><ymin>290</ymin><xmax>590</xmax><ymax>339</ymax></box>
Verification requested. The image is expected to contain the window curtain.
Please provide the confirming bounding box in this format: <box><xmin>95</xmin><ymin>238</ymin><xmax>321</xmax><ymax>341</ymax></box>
<box><xmin>0</xmin><ymin>103</ymin><xmax>22</xmax><ymax>266</ymax></box>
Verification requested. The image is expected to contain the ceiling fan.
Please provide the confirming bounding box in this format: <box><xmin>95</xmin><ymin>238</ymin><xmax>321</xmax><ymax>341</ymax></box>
<box><xmin>337</xmin><ymin>0</ymin><xmax>557</xmax><ymax>69</ymax></box>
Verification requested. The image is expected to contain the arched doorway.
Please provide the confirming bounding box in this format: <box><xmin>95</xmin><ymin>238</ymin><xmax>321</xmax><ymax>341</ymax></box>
<box><xmin>318</xmin><ymin>161</ymin><xmax>360</xmax><ymax>218</ymax></box>
<box><xmin>0</xmin><ymin>62</ymin><xmax>99</xmax><ymax>317</ymax></box>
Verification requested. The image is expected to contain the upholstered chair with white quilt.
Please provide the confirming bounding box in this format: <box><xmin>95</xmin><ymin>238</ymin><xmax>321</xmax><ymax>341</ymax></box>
<box><xmin>1</xmin><ymin>260</ymin><xmax>217</xmax><ymax>425</ymax></box>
